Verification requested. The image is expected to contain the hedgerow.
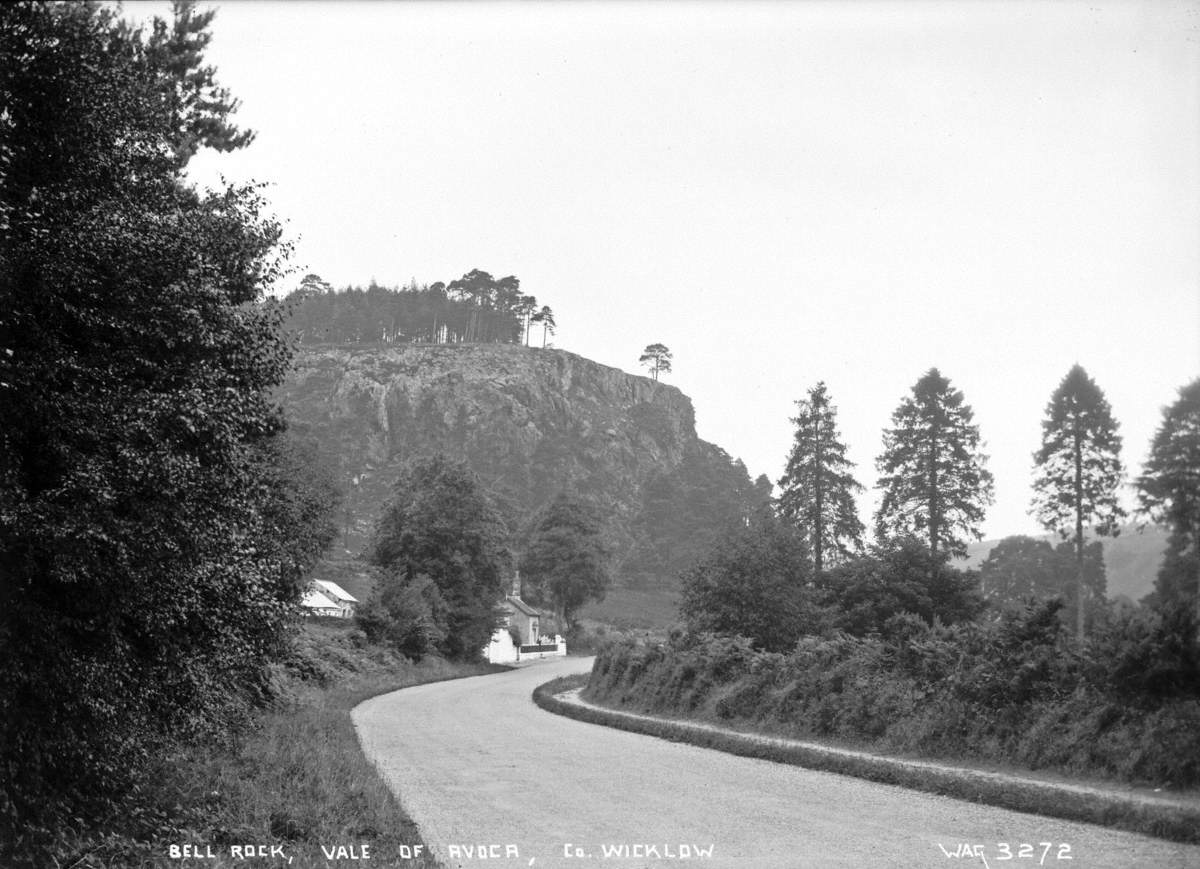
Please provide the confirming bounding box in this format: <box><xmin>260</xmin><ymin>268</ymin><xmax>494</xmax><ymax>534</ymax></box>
<box><xmin>585</xmin><ymin>600</ymin><xmax>1200</xmax><ymax>788</ymax></box>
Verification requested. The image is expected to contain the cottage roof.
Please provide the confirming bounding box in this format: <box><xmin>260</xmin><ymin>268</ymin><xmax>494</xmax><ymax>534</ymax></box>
<box><xmin>302</xmin><ymin>589</ymin><xmax>341</xmax><ymax>610</ymax></box>
<box><xmin>505</xmin><ymin>595</ymin><xmax>540</xmax><ymax>617</ymax></box>
<box><xmin>314</xmin><ymin>579</ymin><xmax>358</xmax><ymax>603</ymax></box>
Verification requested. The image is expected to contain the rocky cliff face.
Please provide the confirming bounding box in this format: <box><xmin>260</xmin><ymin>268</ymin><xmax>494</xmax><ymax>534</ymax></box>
<box><xmin>280</xmin><ymin>344</ymin><xmax>765</xmax><ymax>624</ymax></box>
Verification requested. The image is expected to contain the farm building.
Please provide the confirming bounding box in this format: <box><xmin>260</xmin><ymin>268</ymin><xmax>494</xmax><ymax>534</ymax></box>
<box><xmin>312</xmin><ymin>579</ymin><xmax>358</xmax><ymax>618</ymax></box>
<box><xmin>301</xmin><ymin>588</ymin><xmax>343</xmax><ymax>618</ymax></box>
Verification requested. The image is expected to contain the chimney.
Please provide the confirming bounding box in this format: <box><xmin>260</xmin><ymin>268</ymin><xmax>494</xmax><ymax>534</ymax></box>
<box><xmin>512</xmin><ymin>569</ymin><xmax>521</xmax><ymax>598</ymax></box>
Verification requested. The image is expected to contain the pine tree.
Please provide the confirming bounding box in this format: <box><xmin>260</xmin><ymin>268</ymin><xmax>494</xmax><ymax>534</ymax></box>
<box><xmin>1137</xmin><ymin>378</ymin><xmax>1200</xmax><ymax>618</ymax></box>
<box><xmin>777</xmin><ymin>382</ymin><xmax>864</xmax><ymax>574</ymax></box>
<box><xmin>639</xmin><ymin>343</ymin><xmax>672</xmax><ymax>380</ymax></box>
<box><xmin>1031</xmin><ymin>364</ymin><xmax>1124</xmax><ymax>638</ymax></box>
<box><xmin>875</xmin><ymin>368</ymin><xmax>994</xmax><ymax>559</ymax></box>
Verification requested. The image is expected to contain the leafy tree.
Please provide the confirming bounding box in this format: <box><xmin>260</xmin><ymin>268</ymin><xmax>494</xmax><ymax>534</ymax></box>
<box><xmin>368</xmin><ymin>455</ymin><xmax>510</xmax><ymax>660</ymax></box>
<box><xmin>1031</xmin><ymin>364</ymin><xmax>1125</xmax><ymax>638</ymax></box>
<box><xmin>978</xmin><ymin>535</ymin><xmax>1106</xmax><ymax>629</ymax></box>
<box><xmin>254</xmin><ymin>428</ymin><xmax>342</xmax><ymax>590</ymax></box>
<box><xmin>1137</xmin><ymin>378</ymin><xmax>1200</xmax><ymax>618</ymax></box>
<box><xmin>874</xmin><ymin>369</ymin><xmax>994</xmax><ymax>559</ymax></box>
<box><xmin>0</xmin><ymin>1</ymin><xmax>319</xmax><ymax>852</ymax></box>
<box><xmin>777</xmin><ymin>381</ymin><xmax>865</xmax><ymax>573</ymax></box>
<box><xmin>824</xmin><ymin>538</ymin><xmax>985</xmax><ymax>636</ymax></box>
<box><xmin>680</xmin><ymin>513</ymin><xmax>821</xmax><ymax>651</ymax></box>
<box><xmin>639</xmin><ymin>343</ymin><xmax>673</xmax><ymax>380</ymax></box>
<box><xmin>357</xmin><ymin>573</ymin><xmax>447</xmax><ymax>661</ymax></box>
<box><xmin>520</xmin><ymin>493</ymin><xmax>611</xmax><ymax>630</ymax></box>
<box><xmin>979</xmin><ymin>535</ymin><xmax>1062</xmax><ymax>608</ymax></box>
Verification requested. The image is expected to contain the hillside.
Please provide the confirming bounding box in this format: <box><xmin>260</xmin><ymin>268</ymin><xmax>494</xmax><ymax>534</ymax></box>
<box><xmin>279</xmin><ymin>344</ymin><xmax>767</xmax><ymax>627</ymax></box>
<box><xmin>963</xmin><ymin>525</ymin><xmax>1169</xmax><ymax>603</ymax></box>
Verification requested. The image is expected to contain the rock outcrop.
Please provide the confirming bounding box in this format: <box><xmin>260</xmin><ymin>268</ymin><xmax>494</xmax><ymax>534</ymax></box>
<box><xmin>279</xmin><ymin>343</ymin><xmax>766</xmax><ymax>624</ymax></box>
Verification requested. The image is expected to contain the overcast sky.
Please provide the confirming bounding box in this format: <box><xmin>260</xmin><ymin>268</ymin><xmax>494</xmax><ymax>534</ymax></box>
<box><xmin>135</xmin><ymin>0</ymin><xmax>1200</xmax><ymax>543</ymax></box>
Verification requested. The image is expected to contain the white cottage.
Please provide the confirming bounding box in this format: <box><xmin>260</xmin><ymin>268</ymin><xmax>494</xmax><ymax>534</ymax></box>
<box><xmin>312</xmin><ymin>579</ymin><xmax>358</xmax><ymax>618</ymax></box>
<box><xmin>301</xmin><ymin>588</ymin><xmax>342</xmax><ymax>618</ymax></box>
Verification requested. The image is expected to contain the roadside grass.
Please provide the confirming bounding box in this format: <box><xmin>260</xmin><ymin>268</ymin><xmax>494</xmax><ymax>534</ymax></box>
<box><xmin>532</xmin><ymin>675</ymin><xmax>1200</xmax><ymax>845</ymax></box>
<box><xmin>60</xmin><ymin>621</ymin><xmax>503</xmax><ymax>868</ymax></box>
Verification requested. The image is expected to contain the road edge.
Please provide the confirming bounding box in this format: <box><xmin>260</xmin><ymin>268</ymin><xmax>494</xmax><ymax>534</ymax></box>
<box><xmin>532</xmin><ymin>675</ymin><xmax>1200</xmax><ymax>845</ymax></box>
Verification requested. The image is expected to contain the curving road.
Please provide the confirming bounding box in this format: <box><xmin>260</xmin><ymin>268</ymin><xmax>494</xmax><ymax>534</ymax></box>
<box><xmin>353</xmin><ymin>657</ymin><xmax>1200</xmax><ymax>868</ymax></box>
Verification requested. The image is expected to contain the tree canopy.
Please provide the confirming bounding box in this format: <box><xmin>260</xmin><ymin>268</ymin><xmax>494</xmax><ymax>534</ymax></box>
<box><xmin>367</xmin><ymin>455</ymin><xmax>511</xmax><ymax>660</ymax></box>
<box><xmin>680</xmin><ymin>513</ymin><xmax>820</xmax><ymax>652</ymax></box>
<box><xmin>874</xmin><ymin>368</ymin><xmax>994</xmax><ymax>559</ymax></box>
<box><xmin>281</xmin><ymin>271</ymin><xmax>549</xmax><ymax>347</ymax></box>
<box><xmin>520</xmin><ymin>493</ymin><xmax>612</xmax><ymax>631</ymax></box>
<box><xmin>777</xmin><ymin>381</ymin><xmax>865</xmax><ymax>573</ymax></box>
<box><xmin>639</xmin><ymin>343</ymin><xmax>673</xmax><ymax>380</ymax></box>
<box><xmin>978</xmin><ymin>535</ymin><xmax>1106</xmax><ymax>629</ymax></box>
<box><xmin>1137</xmin><ymin>378</ymin><xmax>1200</xmax><ymax>617</ymax></box>
<box><xmin>1</xmin><ymin>1</ymin><xmax>334</xmax><ymax>853</ymax></box>
<box><xmin>1031</xmin><ymin>364</ymin><xmax>1124</xmax><ymax>637</ymax></box>
<box><xmin>824</xmin><ymin>538</ymin><xmax>985</xmax><ymax>636</ymax></box>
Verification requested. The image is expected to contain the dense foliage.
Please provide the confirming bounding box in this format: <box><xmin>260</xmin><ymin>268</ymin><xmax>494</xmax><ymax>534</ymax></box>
<box><xmin>1138</xmin><ymin>378</ymin><xmax>1200</xmax><ymax>617</ymax></box>
<box><xmin>628</xmin><ymin>443</ymin><xmax>772</xmax><ymax>587</ymax></box>
<box><xmin>0</xmin><ymin>3</ymin><xmax>336</xmax><ymax>858</ymax></box>
<box><xmin>589</xmin><ymin>603</ymin><xmax>1200</xmax><ymax>787</ymax></box>
<box><xmin>283</xmin><ymin>270</ymin><xmax>551</xmax><ymax>347</ymax></box>
<box><xmin>520</xmin><ymin>493</ymin><xmax>612</xmax><ymax>630</ymax></box>
<box><xmin>362</xmin><ymin>455</ymin><xmax>510</xmax><ymax>660</ymax></box>
<box><xmin>979</xmin><ymin>535</ymin><xmax>1107</xmax><ymax>629</ymax></box>
<box><xmin>1032</xmin><ymin>365</ymin><xmax>1125</xmax><ymax>637</ymax></box>
<box><xmin>822</xmin><ymin>538</ymin><xmax>985</xmax><ymax>636</ymax></box>
<box><xmin>874</xmin><ymin>368</ymin><xmax>994</xmax><ymax>558</ymax></box>
<box><xmin>679</xmin><ymin>513</ymin><xmax>822</xmax><ymax>652</ymax></box>
<box><xmin>777</xmin><ymin>381</ymin><xmax>865</xmax><ymax>573</ymax></box>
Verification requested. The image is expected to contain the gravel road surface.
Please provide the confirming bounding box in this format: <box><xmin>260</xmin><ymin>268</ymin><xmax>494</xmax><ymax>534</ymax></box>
<box><xmin>353</xmin><ymin>657</ymin><xmax>1200</xmax><ymax>869</ymax></box>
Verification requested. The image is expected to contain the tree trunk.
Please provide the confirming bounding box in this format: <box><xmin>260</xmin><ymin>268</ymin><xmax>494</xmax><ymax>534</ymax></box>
<box><xmin>814</xmin><ymin>413</ymin><xmax>824</xmax><ymax>575</ymax></box>
<box><xmin>1074</xmin><ymin>426</ymin><xmax>1085</xmax><ymax>640</ymax></box>
<box><xmin>928</xmin><ymin>421</ymin><xmax>939</xmax><ymax>561</ymax></box>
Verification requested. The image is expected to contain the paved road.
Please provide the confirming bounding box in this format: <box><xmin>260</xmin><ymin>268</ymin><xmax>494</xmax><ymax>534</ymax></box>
<box><xmin>353</xmin><ymin>657</ymin><xmax>1200</xmax><ymax>869</ymax></box>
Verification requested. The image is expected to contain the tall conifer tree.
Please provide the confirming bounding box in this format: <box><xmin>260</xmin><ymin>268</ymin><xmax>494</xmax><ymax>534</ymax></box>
<box><xmin>777</xmin><ymin>382</ymin><xmax>864</xmax><ymax>573</ymax></box>
<box><xmin>875</xmin><ymin>369</ymin><xmax>994</xmax><ymax>559</ymax></box>
<box><xmin>1136</xmin><ymin>378</ymin><xmax>1200</xmax><ymax>618</ymax></box>
<box><xmin>1031</xmin><ymin>364</ymin><xmax>1125</xmax><ymax>639</ymax></box>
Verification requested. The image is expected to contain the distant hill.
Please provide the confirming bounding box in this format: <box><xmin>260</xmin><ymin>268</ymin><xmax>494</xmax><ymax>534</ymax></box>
<box><xmin>962</xmin><ymin>525</ymin><xmax>1169</xmax><ymax>603</ymax></box>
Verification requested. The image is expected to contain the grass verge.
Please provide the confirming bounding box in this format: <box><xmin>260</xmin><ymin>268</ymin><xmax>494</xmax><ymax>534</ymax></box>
<box><xmin>532</xmin><ymin>675</ymin><xmax>1200</xmax><ymax>845</ymax></box>
<box><xmin>61</xmin><ymin>621</ymin><xmax>505</xmax><ymax>868</ymax></box>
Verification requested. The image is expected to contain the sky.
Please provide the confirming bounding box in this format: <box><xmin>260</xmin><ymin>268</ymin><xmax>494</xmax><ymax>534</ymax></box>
<box><xmin>131</xmin><ymin>0</ymin><xmax>1198</xmax><ymax>541</ymax></box>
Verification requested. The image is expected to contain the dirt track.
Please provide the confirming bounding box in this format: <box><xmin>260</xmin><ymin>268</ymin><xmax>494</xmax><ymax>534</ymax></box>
<box><xmin>353</xmin><ymin>656</ymin><xmax>1200</xmax><ymax>868</ymax></box>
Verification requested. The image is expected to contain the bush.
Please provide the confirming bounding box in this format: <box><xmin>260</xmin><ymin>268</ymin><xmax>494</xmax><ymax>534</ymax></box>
<box><xmin>679</xmin><ymin>514</ymin><xmax>824</xmax><ymax>651</ymax></box>
<box><xmin>586</xmin><ymin>600</ymin><xmax>1200</xmax><ymax>788</ymax></box>
<box><xmin>823</xmin><ymin>537</ymin><xmax>985</xmax><ymax>636</ymax></box>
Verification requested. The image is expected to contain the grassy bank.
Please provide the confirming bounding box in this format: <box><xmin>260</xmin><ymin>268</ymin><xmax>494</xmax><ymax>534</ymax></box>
<box><xmin>56</xmin><ymin>620</ymin><xmax>503</xmax><ymax>868</ymax></box>
<box><xmin>567</xmin><ymin>607</ymin><xmax>1200</xmax><ymax>842</ymax></box>
<box><xmin>535</xmin><ymin>674</ymin><xmax>1200</xmax><ymax>844</ymax></box>
<box><xmin>586</xmin><ymin>610</ymin><xmax>1200</xmax><ymax>791</ymax></box>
